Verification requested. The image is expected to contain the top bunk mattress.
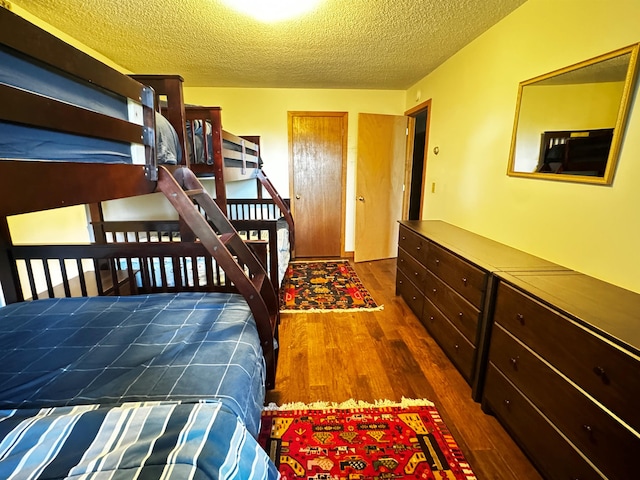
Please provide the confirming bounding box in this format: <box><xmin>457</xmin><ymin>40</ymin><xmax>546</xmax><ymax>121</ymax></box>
<box><xmin>0</xmin><ymin>292</ymin><xmax>266</xmax><ymax>435</ymax></box>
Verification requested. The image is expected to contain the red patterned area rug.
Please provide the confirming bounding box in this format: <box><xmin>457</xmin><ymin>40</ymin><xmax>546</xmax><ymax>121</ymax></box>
<box><xmin>259</xmin><ymin>399</ymin><xmax>477</xmax><ymax>480</ymax></box>
<box><xmin>280</xmin><ymin>260</ymin><xmax>382</xmax><ymax>313</ymax></box>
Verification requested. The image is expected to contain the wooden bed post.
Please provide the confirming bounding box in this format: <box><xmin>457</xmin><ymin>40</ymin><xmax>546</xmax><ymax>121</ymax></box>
<box><xmin>0</xmin><ymin>217</ymin><xmax>22</xmax><ymax>304</ymax></box>
<box><xmin>209</xmin><ymin>109</ymin><xmax>227</xmax><ymax>212</ymax></box>
<box><xmin>88</xmin><ymin>203</ymin><xmax>106</xmax><ymax>243</ymax></box>
<box><xmin>130</xmin><ymin>75</ymin><xmax>189</xmax><ymax>166</ymax></box>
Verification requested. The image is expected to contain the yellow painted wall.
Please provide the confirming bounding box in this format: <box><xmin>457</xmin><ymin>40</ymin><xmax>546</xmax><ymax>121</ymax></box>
<box><xmin>405</xmin><ymin>0</ymin><xmax>640</xmax><ymax>293</ymax></box>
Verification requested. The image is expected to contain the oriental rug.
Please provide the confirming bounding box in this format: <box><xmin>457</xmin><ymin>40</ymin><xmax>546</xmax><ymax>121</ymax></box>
<box><xmin>280</xmin><ymin>260</ymin><xmax>382</xmax><ymax>313</ymax></box>
<box><xmin>259</xmin><ymin>399</ymin><xmax>477</xmax><ymax>480</ymax></box>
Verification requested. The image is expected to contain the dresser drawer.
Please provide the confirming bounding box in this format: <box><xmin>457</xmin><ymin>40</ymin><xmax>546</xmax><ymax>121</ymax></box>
<box><xmin>423</xmin><ymin>298</ymin><xmax>475</xmax><ymax>381</ymax></box>
<box><xmin>398</xmin><ymin>225</ymin><xmax>428</xmax><ymax>265</ymax></box>
<box><xmin>397</xmin><ymin>247</ymin><xmax>427</xmax><ymax>286</ymax></box>
<box><xmin>483</xmin><ymin>365</ymin><xmax>606</xmax><ymax>480</ymax></box>
<box><xmin>426</xmin><ymin>242</ymin><xmax>486</xmax><ymax>308</ymax></box>
<box><xmin>489</xmin><ymin>324</ymin><xmax>638</xmax><ymax>480</ymax></box>
<box><xmin>425</xmin><ymin>270</ymin><xmax>479</xmax><ymax>345</ymax></box>
<box><xmin>495</xmin><ymin>281</ymin><xmax>640</xmax><ymax>433</ymax></box>
<box><xmin>396</xmin><ymin>270</ymin><xmax>424</xmax><ymax>319</ymax></box>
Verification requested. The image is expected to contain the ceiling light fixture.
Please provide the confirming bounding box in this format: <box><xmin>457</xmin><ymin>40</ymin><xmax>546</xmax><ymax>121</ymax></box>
<box><xmin>220</xmin><ymin>0</ymin><xmax>323</xmax><ymax>22</ymax></box>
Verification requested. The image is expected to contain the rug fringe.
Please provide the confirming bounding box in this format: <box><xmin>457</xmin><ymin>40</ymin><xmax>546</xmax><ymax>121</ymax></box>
<box><xmin>287</xmin><ymin>259</ymin><xmax>351</xmax><ymax>264</ymax></box>
<box><xmin>280</xmin><ymin>305</ymin><xmax>384</xmax><ymax>314</ymax></box>
<box><xmin>264</xmin><ymin>397</ymin><xmax>434</xmax><ymax>411</ymax></box>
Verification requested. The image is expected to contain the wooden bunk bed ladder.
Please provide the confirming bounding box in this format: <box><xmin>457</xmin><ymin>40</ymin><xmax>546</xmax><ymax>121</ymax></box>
<box><xmin>156</xmin><ymin>166</ymin><xmax>279</xmax><ymax>388</ymax></box>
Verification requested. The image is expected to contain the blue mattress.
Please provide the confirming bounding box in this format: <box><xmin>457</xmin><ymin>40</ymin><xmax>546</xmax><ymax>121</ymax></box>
<box><xmin>0</xmin><ymin>400</ymin><xmax>278</xmax><ymax>479</ymax></box>
<box><xmin>0</xmin><ymin>292</ymin><xmax>266</xmax><ymax>436</ymax></box>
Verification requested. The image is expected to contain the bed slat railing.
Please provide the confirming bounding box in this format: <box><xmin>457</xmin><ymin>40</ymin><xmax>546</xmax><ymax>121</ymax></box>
<box><xmin>10</xmin><ymin>242</ymin><xmax>243</xmax><ymax>301</ymax></box>
<box><xmin>92</xmin><ymin>219</ymin><xmax>272</xmax><ymax>284</ymax></box>
<box><xmin>227</xmin><ymin>199</ymin><xmax>282</xmax><ymax>221</ymax></box>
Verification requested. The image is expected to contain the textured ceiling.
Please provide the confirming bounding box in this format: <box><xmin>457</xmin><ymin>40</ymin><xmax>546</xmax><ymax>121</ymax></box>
<box><xmin>10</xmin><ymin>0</ymin><xmax>527</xmax><ymax>89</ymax></box>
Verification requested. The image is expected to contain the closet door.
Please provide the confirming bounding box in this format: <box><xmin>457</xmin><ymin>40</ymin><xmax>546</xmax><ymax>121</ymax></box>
<box><xmin>288</xmin><ymin>112</ymin><xmax>347</xmax><ymax>258</ymax></box>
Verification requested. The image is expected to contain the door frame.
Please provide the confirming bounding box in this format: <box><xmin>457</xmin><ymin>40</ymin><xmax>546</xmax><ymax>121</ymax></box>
<box><xmin>287</xmin><ymin>111</ymin><xmax>348</xmax><ymax>258</ymax></box>
<box><xmin>402</xmin><ymin>99</ymin><xmax>432</xmax><ymax>220</ymax></box>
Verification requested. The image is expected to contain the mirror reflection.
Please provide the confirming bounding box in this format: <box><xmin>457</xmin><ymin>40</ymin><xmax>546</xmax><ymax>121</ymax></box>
<box><xmin>508</xmin><ymin>44</ymin><xmax>639</xmax><ymax>184</ymax></box>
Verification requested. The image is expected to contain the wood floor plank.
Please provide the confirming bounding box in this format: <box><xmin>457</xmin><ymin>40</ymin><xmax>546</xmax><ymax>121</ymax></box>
<box><xmin>267</xmin><ymin>258</ymin><xmax>542</xmax><ymax>480</ymax></box>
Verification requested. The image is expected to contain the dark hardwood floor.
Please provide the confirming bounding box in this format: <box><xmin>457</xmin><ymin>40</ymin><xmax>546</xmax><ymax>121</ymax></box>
<box><xmin>266</xmin><ymin>258</ymin><xmax>543</xmax><ymax>480</ymax></box>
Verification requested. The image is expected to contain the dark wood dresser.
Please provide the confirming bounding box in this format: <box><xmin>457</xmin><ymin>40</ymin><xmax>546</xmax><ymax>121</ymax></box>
<box><xmin>483</xmin><ymin>271</ymin><xmax>640</xmax><ymax>480</ymax></box>
<box><xmin>396</xmin><ymin>220</ymin><xmax>640</xmax><ymax>479</ymax></box>
<box><xmin>396</xmin><ymin>220</ymin><xmax>564</xmax><ymax>399</ymax></box>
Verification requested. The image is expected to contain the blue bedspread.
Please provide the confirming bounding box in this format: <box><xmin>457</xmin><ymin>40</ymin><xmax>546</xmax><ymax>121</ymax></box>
<box><xmin>0</xmin><ymin>400</ymin><xmax>278</xmax><ymax>479</ymax></box>
<box><xmin>0</xmin><ymin>293</ymin><xmax>266</xmax><ymax>436</ymax></box>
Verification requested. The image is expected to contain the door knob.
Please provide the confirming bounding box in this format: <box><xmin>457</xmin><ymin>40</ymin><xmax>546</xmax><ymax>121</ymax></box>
<box><xmin>357</xmin><ymin>196</ymin><xmax>365</xmax><ymax>202</ymax></box>
<box><xmin>295</xmin><ymin>194</ymin><xmax>301</xmax><ymax>199</ymax></box>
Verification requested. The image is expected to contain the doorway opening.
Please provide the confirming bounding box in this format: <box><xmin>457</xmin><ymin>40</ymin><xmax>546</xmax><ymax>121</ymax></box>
<box><xmin>403</xmin><ymin>99</ymin><xmax>431</xmax><ymax>221</ymax></box>
<box><xmin>408</xmin><ymin>110</ymin><xmax>427</xmax><ymax>220</ymax></box>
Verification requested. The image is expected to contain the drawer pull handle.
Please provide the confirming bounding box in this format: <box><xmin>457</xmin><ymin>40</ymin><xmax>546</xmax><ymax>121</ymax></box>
<box><xmin>510</xmin><ymin>357</ymin><xmax>519</xmax><ymax>369</ymax></box>
<box><xmin>412</xmin><ymin>296</ymin><xmax>417</xmax><ymax>301</ymax></box>
<box><xmin>582</xmin><ymin>424</ymin><xmax>593</xmax><ymax>437</ymax></box>
<box><xmin>399</xmin><ymin>280</ymin><xmax>403</xmax><ymax>284</ymax></box>
<box><xmin>432</xmin><ymin>288</ymin><xmax>437</xmax><ymax>294</ymax></box>
<box><xmin>458</xmin><ymin>312</ymin><xmax>464</xmax><ymax>319</ymax></box>
<box><xmin>417</xmin><ymin>246</ymin><xmax>421</xmax><ymax>251</ymax></box>
<box><xmin>402</xmin><ymin>236</ymin><xmax>406</xmax><ymax>240</ymax></box>
<box><xmin>503</xmin><ymin>399</ymin><xmax>511</xmax><ymax>408</ymax></box>
<box><xmin>516</xmin><ymin>313</ymin><xmax>525</xmax><ymax>325</ymax></box>
<box><xmin>435</xmin><ymin>259</ymin><xmax>440</xmax><ymax>265</ymax></box>
<box><xmin>454</xmin><ymin>344</ymin><xmax>459</xmax><ymax>351</ymax></box>
<box><xmin>429</xmin><ymin>316</ymin><xmax>434</xmax><ymax>321</ymax></box>
<box><xmin>593</xmin><ymin>366</ymin><xmax>610</xmax><ymax>385</ymax></box>
<box><xmin>462</xmin><ymin>277</ymin><xmax>468</xmax><ymax>285</ymax></box>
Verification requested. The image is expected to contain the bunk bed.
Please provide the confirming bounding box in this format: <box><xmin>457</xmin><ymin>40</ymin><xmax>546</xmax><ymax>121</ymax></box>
<box><xmin>0</xmin><ymin>7</ymin><xmax>278</xmax><ymax>479</ymax></box>
<box><xmin>130</xmin><ymin>75</ymin><xmax>294</xmax><ymax>288</ymax></box>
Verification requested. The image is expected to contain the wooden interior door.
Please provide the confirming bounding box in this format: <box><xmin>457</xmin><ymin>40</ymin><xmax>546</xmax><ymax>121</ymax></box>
<box><xmin>288</xmin><ymin>112</ymin><xmax>347</xmax><ymax>258</ymax></box>
<box><xmin>355</xmin><ymin>113</ymin><xmax>408</xmax><ymax>262</ymax></box>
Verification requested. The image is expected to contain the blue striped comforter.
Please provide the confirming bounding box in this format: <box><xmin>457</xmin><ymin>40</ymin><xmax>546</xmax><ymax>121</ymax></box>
<box><xmin>0</xmin><ymin>401</ymin><xmax>278</xmax><ymax>479</ymax></box>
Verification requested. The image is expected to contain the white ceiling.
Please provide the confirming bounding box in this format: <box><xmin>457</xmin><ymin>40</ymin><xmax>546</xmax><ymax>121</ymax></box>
<box><xmin>11</xmin><ymin>0</ymin><xmax>527</xmax><ymax>89</ymax></box>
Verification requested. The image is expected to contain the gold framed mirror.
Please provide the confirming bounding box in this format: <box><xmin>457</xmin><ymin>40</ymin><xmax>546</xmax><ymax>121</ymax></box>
<box><xmin>507</xmin><ymin>43</ymin><xmax>640</xmax><ymax>185</ymax></box>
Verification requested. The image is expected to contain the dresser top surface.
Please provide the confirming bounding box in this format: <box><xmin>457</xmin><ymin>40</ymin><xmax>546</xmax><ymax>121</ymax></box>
<box><xmin>399</xmin><ymin>220</ymin><xmax>567</xmax><ymax>273</ymax></box>
<box><xmin>399</xmin><ymin>220</ymin><xmax>640</xmax><ymax>354</ymax></box>
<box><xmin>499</xmin><ymin>270</ymin><xmax>640</xmax><ymax>355</ymax></box>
